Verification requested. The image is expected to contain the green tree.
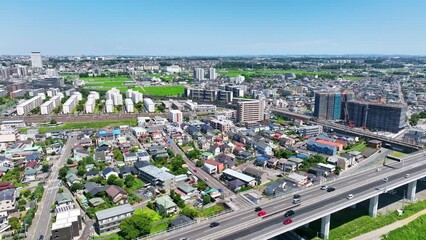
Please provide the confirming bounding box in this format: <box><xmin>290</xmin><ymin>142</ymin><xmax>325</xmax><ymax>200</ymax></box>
<box><xmin>146</xmin><ymin>201</ymin><xmax>154</xmax><ymax>210</ymax></box>
<box><xmin>119</xmin><ymin>212</ymin><xmax>152</xmax><ymax>240</ymax></box>
<box><xmin>180</xmin><ymin>207</ymin><xmax>198</xmax><ymax>219</ymax></box>
<box><xmin>58</xmin><ymin>188</ymin><xmax>64</xmax><ymax>193</ymax></box>
<box><xmin>50</xmin><ymin>119</ymin><xmax>57</xmax><ymax>124</ymax></box>
<box><xmin>195</xmin><ymin>159</ymin><xmax>204</xmax><ymax>168</ymax></box>
<box><xmin>196</xmin><ymin>181</ymin><xmax>208</xmax><ymax>191</ymax></box>
<box><xmin>67</xmin><ymin>159</ymin><xmax>74</xmax><ymax>165</ymax></box>
<box><xmin>113</xmin><ymin>149</ymin><xmax>124</xmax><ymax>161</ymax></box>
<box><xmin>77</xmin><ymin>166</ymin><xmax>87</xmax><ymax>177</ymax></box>
<box><xmin>9</xmin><ymin>217</ymin><xmax>20</xmax><ymax>232</ymax></box>
<box><xmin>59</xmin><ymin>166</ymin><xmax>69</xmax><ymax>179</ymax></box>
<box><xmin>203</xmin><ymin>195</ymin><xmax>211</xmax><ymax>204</ymax></box>
<box><xmin>42</xmin><ymin>163</ymin><xmax>49</xmax><ymax>173</ymax></box>
<box><xmin>71</xmin><ymin>183</ymin><xmax>83</xmax><ymax>192</ymax></box>
<box><xmin>124</xmin><ymin>175</ymin><xmax>136</xmax><ymax>188</ymax></box>
<box><xmin>107</xmin><ymin>175</ymin><xmax>124</xmax><ymax>187</ymax></box>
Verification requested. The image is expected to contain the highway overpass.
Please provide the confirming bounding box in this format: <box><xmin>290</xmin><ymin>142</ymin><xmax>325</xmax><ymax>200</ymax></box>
<box><xmin>150</xmin><ymin>151</ymin><xmax>426</xmax><ymax>240</ymax></box>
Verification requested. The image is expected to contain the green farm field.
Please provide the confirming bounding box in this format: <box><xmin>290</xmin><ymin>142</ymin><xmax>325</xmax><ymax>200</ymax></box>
<box><xmin>38</xmin><ymin>119</ymin><xmax>137</xmax><ymax>133</ymax></box>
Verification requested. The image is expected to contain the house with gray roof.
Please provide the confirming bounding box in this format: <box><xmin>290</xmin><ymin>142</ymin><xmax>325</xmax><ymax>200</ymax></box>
<box><xmin>156</xmin><ymin>195</ymin><xmax>177</xmax><ymax>214</ymax></box>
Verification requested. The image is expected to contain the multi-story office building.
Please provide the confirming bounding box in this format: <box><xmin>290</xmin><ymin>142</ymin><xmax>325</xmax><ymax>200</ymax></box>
<box><xmin>105</xmin><ymin>99</ymin><xmax>114</xmax><ymax>113</ymax></box>
<box><xmin>184</xmin><ymin>88</ymin><xmax>233</xmax><ymax>103</ymax></box>
<box><xmin>209</xmin><ymin>67</ymin><xmax>217</xmax><ymax>80</ymax></box>
<box><xmin>236</xmin><ymin>100</ymin><xmax>265</xmax><ymax>123</ymax></box>
<box><xmin>125</xmin><ymin>98</ymin><xmax>134</xmax><ymax>113</ymax></box>
<box><xmin>51</xmin><ymin>209</ymin><xmax>82</xmax><ymax>240</ymax></box>
<box><xmin>193</xmin><ymin>68</ymin><xmax>205</xmax><ymax>81</ymax></box>
<box><xmin>41</xmin><ymin>100</ymin><xmax>55</xmax><ymax>115</ymax></box>
<box><xmin>298</xmin><ymin>125</ymin><xmax>323</xmax><ymax>137</ymax></box>
<box><xmin>225</xmin><ymin>85</ymin><xmax>245</xmax><ymax>97</ymax></box>
<box><xmin>16</xmin><ymin>96</ymin><xmax>43</xmax><ymax>115</ymax></box>
<box><xmin>95</xmin><ymin>204</ymin><xmax>134</xmax><ymax>234</ymax></box>
<box><xmin>168</xmin><ymin>109</ymin><xmax>183</xmax><ymax>123</ymax></box>
<box><xmin>30</xmin><ymin>77</ymin><xmax>64</xmax><ymax>89</ymax></box>
<box><xmin>126</xmin><ymin>89</ymin><xmax>143</xmax><ymax>103</ymax></box>
<box><xmin>106</xmin><ymin>88</ymin><xmax>123</xmax><ymax>106</ymax></box>
<box><xmin>144</xmin><ymin>98</ymin><xmax>155</xmax><ymax>113</ymax></box>
<box><xmin>314</xmin><ymin>92</ymin><xmax>342</xmax><ymax>120</ymax></box>
<box><xmin>63</xmin><ymin>95</ymin><xmax>78</xmax><ymax>114</ymax></box>
<box><xmin>85</xmin><ymin>98</ymin><xmax>95</xmax><ymax>113</ymax></box>
<box><xmin>138</xmin><ymin>165</ymin><xmax>176</xmax><ymax>191</ymax></box>
<box><xmin>347</xmin><ymin>101</ymin><xmax>407</xmax><ymax>133</ymax></box>
<box><xmin>210</xmin><ymin>118</ymin><xmax>233</xmax><ymax>132</ymax></box>
<box><xmin>30</xmin><ymin>52</ymin><xmax>42</xmax><ymax>68</ymax></box>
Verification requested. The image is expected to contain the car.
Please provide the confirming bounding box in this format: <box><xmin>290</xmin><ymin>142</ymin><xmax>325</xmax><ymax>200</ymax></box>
<box><xmin>383</xmin><ymin>177</ymin><xmax>389</xmax><ymax>182</ymax></box>
<box><xmin>257</xmin><ymin>211</ymin><xmax>267</xmax><ymax>217</ymax></box>
<box><xmin>284</xmin><ymin>210</ymin><xmax>295</xmax><ymax>217</ymax></box>
<box><xmin>193</xmin><ymin>169</ymin><xmax>197</xmax><ymax>173</ymax></box>
<box><xmin>204</xmin><ymin>178</ymin><xmax>209</xmax><ymax>182</ymax></box>
<box><xmin>376</xmin><ymin>168</ymin><xmax>381</xmax><ymax>172</ymax></box>
<box><xmin>320</xmin><ymin>185</ymin><xmax>328</xmax><ymax>190</ymax></box>
<box><xmin>378</xmin><ymin>150</ymin><xmax>382</xmax><ymax>153</ymax></box>
<box><xmin>405</xmin><ymin>174</ymin><xmax>410</xmax><ymax>178</ymax></box>
<box><xmin>326</xmin><ymin>187</ymin><xmax>335</xmax><ymax>192</ymax></box>
<box><xmin>38</xmin><ymin>235</ymin><xmax>44</xmax><ymax>240</ymax></box>
<box><xmin>210</xmin><ymin>222</ymin><xmax>220</xmax><ymax>228</ymax></box>
<box><xmin>255</xmin><ymin>207</ymin><xmax>262</xmax><ymax>212</ymax></box>
<box><xmin>283</xmin><ymin>218</ymin><xmax>293</xmax><ymax>225</ymax></box>
<box><xmin>347</xmin><ymin>194</ymin><xmax>354</xmax><ymax>200</ymax></box>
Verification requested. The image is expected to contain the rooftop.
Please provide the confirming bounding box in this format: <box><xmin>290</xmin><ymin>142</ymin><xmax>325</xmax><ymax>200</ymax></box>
<box><xmin>95</xmin><ymin>203</ymin><xmax>134</xmax><ymax>220</ymax></box>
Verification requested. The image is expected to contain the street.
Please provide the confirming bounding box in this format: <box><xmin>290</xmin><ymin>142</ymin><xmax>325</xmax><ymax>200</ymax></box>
<box><xmin>26</xmin><ymin>133</ymin><xmax>77</xmax><ymax>240</ymax></box>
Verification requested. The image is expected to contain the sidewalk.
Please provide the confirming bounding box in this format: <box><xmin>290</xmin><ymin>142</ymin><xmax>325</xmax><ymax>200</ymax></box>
<box><xmin>352</xmin><ymin>209</ymin><xmax>426</xmax><ymax>240</ymax></box>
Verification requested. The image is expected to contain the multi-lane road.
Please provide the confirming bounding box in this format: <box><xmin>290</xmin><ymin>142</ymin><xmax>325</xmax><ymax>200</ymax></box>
<box><xmin>151</xmin><ymin>151</ymin><xmax>426</xmax><ymax>240</ymax></box>
<box><xmin>27</xmin><ymin>133</ymin><xmax>77</xmax><ymax>240</ymax></box>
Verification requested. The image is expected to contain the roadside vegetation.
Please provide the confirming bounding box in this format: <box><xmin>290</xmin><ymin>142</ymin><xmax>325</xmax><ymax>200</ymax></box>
<box><xmin>38</xmin><ymin>119</ymin><xmax>137</xmax><ymax>133</ymax></box>
<box><xmin>383</xmin><ymin>213</ymin><xmax>426</xmax><ymax>240</ymax></box>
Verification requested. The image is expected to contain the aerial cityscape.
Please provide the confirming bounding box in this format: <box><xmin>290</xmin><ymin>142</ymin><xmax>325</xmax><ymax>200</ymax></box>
<box><xmin>1</xmin><ymin>1</ymin><xmax>426</xmax><ymax>240</ymax></box>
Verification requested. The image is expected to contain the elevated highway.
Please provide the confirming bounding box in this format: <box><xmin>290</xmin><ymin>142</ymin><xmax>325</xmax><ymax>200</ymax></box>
<box><xmin>151</xmin><ymin>151</ymin><xmax>426</xmax><ymax>240</ymax></box>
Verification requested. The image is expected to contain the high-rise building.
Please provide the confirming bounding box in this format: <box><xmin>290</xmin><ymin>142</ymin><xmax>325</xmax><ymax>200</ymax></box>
<box><xmin>314</xmin><ymin>92</ymin><xmax>342</xmax><ymax>120</ymax></box>
<box><xmin>30</xmin><ymin>52</ymin><xmax>43</xmax><ymax>68</ymax></box>
<box><xmin>106</xmin><ymin>88</ymin><xmax>123</xmax><ymax>106</ymax></box>
<box><xmin>209</xmin><ymin>68</ymin><xmax>217</xmax><ymax>80</ymax></box>
<box><xmin>126</xmin><ymin>89</ymin><xmax>143</xmax><ymax>103</ymax></box>
<box><xmin>16</xmin><ymin>96</ymin><xmax>43</xmax><ymax>115</ymax></box>
<box><xmin>125</xmin><ymin>98</ymin><xmax>134</xmax><ymax>113</ymax></box>
<box><xmin>193</xmin><ymin>68</ymin><xmax>205</xmax><ymax>81</ymax></box>
<box><xmin>236</xmin><ymin>100</ymin><xmax>265</xmax><ymax>123</ymax></box>
<box><xmin>347</xmin><ymin>101</ymin><xmax>407</xmax><ymax>133</ymax></box>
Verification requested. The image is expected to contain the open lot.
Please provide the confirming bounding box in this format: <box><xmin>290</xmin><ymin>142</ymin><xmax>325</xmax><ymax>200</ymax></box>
<box><xmin>82</xmin><ymin>76</ymin><xmax>133</xmax><ymax>88</ymax></box>
<box><xmin>137</xmin><ymin>85</ymin><xmax>185</xmax><ymax>96</ymax></box>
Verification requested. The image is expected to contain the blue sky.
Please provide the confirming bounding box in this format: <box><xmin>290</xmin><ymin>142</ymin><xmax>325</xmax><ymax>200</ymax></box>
<box><xmin>1</xmin><ymin>0</ymin><xmax>425</xmax><ymax>55</ymax></box>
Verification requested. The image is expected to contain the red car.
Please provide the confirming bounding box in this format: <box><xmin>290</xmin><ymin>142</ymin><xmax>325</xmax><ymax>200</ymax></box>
<box><xmin>193</xmin><ymin>169</ymin><xmax>197</xmax><ymax>173</ymax></box>
<box><xmin>257</xmin><ymin>211</ymin><xmax>267</xmax><ymax>217</ymax></box>
<box><xmin>283</xmin><ymin>218</ymin><xmax>293</xmax><ymax>225</ymax></box>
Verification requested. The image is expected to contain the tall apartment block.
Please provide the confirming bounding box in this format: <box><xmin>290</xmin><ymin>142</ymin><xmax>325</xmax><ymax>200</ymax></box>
<box><xmin>314</xmin><ymin>92</ymin><xmax>342</xmax><ymax>120</ymax></box>
<box><xmin>184</xmin><ymin>88</ymin><xmax>233</xmax><ymax>103</ymax></box>
<box><xmin>16</xmin><ymin>96</ymin><xmax>43</xmax><ymax>115</ymax></box>
<box><xmin>209</xmin><ymin>67</ymin><xmax>217</xmax><ymax>80</ymax></box>
<box><xmin>236</xmin><ymin>100</ymin><xmax>265</xmax><ymax>123</ymax></box>
<box><xmin>126</xmin><ymin>89</ymin><xmax>143</xmax><ymax>103</ymax></box>
<box><xmin>124</xmin><ymin>98</ymin><xmax>134</xmax><ymax>113</ymax></box>
<box><xmin>193</xmin><ymin>68</ymin><xmax>205</xmax><ymax>81</ymax></box>
<box><xmin>30</xmin><ymin>52</ymin><xmax>42</xmax><ymax>68</ymax></box>
<box><xmin>63</xmin><ymin>95</ymin><xmax>79</xmax><ymax>114</ymax></box>
<box><xmin>106</xmin><ymin>88</ymin><xmax>123</xmax><ymax>106</ymax></box>
<box><xmin>347</xmin><ymin>101</ymin><xmax>407</xmax><ymax>133</ymax></box>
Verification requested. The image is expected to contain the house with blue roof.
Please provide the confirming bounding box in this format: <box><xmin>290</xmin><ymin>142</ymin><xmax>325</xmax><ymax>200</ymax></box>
<box><xmin>307</xmin><ymin>140</ymin><xmax>337</xmax><ymax>156</ymax></box>
<box><xmin>102</xmin><ymin>167</ymin><xmax>119</xmax><ymax>179</ymax></box>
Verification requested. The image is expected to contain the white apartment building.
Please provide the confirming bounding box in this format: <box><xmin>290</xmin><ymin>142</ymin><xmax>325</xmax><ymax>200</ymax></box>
<box><xmin>126</xmin><ymin>89</ymin><xmax>143</xmax><ymax>103</ymax></box>
<box><xmin>72</xmin><ymin>92</ymin><xmax>83</xmax><ymax>101</ymax></box>
<box><xmin>85</xmin><ymin>98</ymin><xmax>95</xmax><ymax>113</ymax></box>
<box><xmin>125</xmin><ymin>98</ymin><xmax>134</xmax><ymax>113</ymax></box>
<box><xmin>168</xmin><ymin>109</ymin><xmax>183</xmax><ymax>123</ymax></box>
<box><xmin>51</xmin><ymin>95</ymin><xmax>61</xmax><ymax>108</ymax></box>
<box><xmin>165</xmin><ymin>65</ymin><xmax>182</xmax><ymax>73</ymax></box>
<box><xmin>30</xmin><ymin>52</ymin><xmax>42</xmax><ymax>68</ymax></box>
<box><xmin>46</xmin><ymin>88</ymin><xmax>60</xmax><ymax>97</ymax></box>
<box><xmin>16</xmin><ymin>96</ymin><xmax>43</xmax><ymax>115</ymax></box>
<box><xmin>88</xmin><ymin>91</ymin><xmax>100</xmax><ymax>100</ymax></box>
<box><xmin>37</xmin><ymin>92</ymin><xmax>46</xmax><ymax>100</ymax></box>
<box><xmin>209</xmin><ymin>67</ymin><xmax>217</xmax><ymax>80</ymax></box>
<box><xmin>46</xmin><ymin>69</ymin><xmax>58</xmax><ymax>77</ymax></box>
<box><xmin>194</xmin><ymin>68</ymin><xmax>205</xmax><ymax>81</ymax></box>
<box><xmin>106</xmin><ymin>88</ymin><xmax>123</xmax><ymax>106</ymax></box>
<box><xmin>63</xmin><ymin>95</ymin><xmax>78</xmax><ymax>114</ymax></box>
<box><xmin>105</xmin><ymin>99</ymin><xmax>114</xmax><ymax>113</ymax></box>
<box><xmin>41</xmin><ymin>100</ymin><xmax>55</xmax><ymax>115</ymax></box>
<box><xmin>144</xmin><ymin>98</ymin><xmax>155</xmax><ymax>113</ymax></box>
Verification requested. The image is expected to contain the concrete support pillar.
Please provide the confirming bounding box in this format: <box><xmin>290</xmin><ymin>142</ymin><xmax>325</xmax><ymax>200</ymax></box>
<box><xmin>369</xmin><ymin>195</ymin><xmax>379</xmax><ymax>217</ymax></box>
<box><xmin>350</xmin><ymin>204</ymin><xmax>356</xmax><ymax>209</ymax></box>
<box><xmin>320</xmin><ymin>214</ymin><xmax>331</xmax><ymax>240</ymax></box>
<box><xmin>407</xmin><ymin>181</ymin><xmax>417</xmax><ymax>202</ymax></box>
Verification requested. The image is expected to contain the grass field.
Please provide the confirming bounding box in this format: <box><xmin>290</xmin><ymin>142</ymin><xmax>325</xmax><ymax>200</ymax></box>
<box><xmin>383</xmin><ymin>214</ymin><xmax>426</xmax><ymax>240</ymax></box>
<box><xmin>389</xmin><ymin>151</ymin><xmax>406</xmax><ymax>158</ymax></box>
<box><xmin>137</xmin><ymin>85</ymin><xmax>185</xmax><ymax>96</ymax></box>
<box><xmin>38</xmin><ymin>119</ymin><xmax>137</xmax><ymax>133</ymax></box>
<box><xmin>134</xmin><ymin>207</ymin><xmax>162</xmax><ymax>222</ymax></box>
<box><xmin>346</xmin><ymin>141</ymin><xmax>367</xmax><ymax>152</ymax></box>
<box><xmin>82</xmin><ymin>76</ymin><xmax>133</xmax><ymax>87</ymax></box>
<box><xmin>198</xmin><ymin>204</ymin><xmax>226</xmax><ymax>217</ymax></box>
<box><xmin>146</xmin><ymin>73</ymin><xmax>177</xmax><ymax>82</ymax></box>
<box><xmin>343</xmin><ymin>76</ymin><xmax>362</xmax><ymax>81</ymax></box>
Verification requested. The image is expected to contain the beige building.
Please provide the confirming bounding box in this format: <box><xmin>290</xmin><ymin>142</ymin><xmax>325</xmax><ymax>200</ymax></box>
<box><xmin>236</xmin><ymin>100</ymin><xmax>265</xmax><ymax>123</ymax></box>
